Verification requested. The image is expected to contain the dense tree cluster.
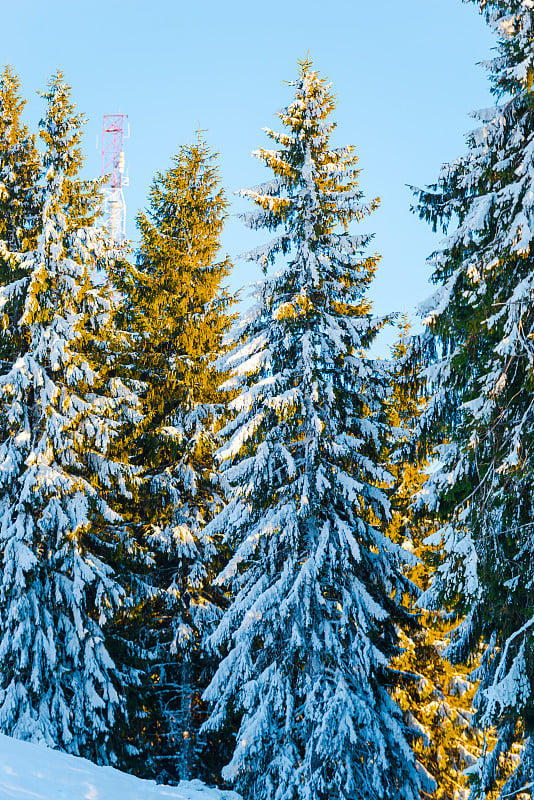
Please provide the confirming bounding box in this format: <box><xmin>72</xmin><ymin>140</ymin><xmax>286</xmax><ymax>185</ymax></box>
<box><xmin>1</xmin><ymin>2</ymin><xmax>534</xmax><ymax>798</ymax></box>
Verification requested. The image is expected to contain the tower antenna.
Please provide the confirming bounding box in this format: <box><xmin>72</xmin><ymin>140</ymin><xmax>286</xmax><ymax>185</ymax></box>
<box><xmin>101</xmin><ymin>114</ymin><xmax>129</xmax><ymax>244</ymax></box>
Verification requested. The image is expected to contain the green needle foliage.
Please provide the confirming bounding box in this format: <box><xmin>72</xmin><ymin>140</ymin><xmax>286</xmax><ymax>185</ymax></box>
<box><xmin>409</xmin><ymin>2</ymin><xmax>534</xmax><ymax>796</ymax></box>
<box><xmin>201</xmin><ymin>59</ymin><xmax>421</xmax><ymax>800</ymax></box>
<box><xmin>0</xmin><ymin>65</ymin><xmax>40</xmax><ymax>365</ymax></box>
<box><xmin>387</xmin><ymin>322</ymin><xmax>488</xmax><ymax>800</ymax></box>
<box><xmin>114</xmin><ymin>137</ymin><xmax>235</xmax><ymax>783</ymax></box>
<box><xmin>0</xmin><ymin>71</ymin><xmax>140</xmax><ymax>763</ymax></box>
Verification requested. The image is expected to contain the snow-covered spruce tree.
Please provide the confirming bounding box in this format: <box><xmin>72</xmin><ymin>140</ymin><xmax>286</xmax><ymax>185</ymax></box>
<box><xmin>112</xmin><ymin>138</ymin><xmax>235</xmax><ymax>783</ymax></box>
<box><xmin>0</xmin><ymin>72</ymin><xmax>139</xmax><ymax>762</ymax></box>
<box><xmin>202</xmin><ymin>59</ymin><xmax>421</xmax><ymax>800</ymax></box>
<box><xmin>411</xmin><ymin>3</ymin><xmax>534</xmax><ymax>796</ymax></box>
<box><xmin>0</xmin><ymin>65</ymin><xmax>40</xmax><ymax>364</ymax></box>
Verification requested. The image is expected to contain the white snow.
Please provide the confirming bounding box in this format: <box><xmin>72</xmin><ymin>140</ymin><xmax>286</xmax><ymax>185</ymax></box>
<box><xmin>0</xmin><ymin>733</ymin><xmax>239</xmax><ymax>800</ymax></box>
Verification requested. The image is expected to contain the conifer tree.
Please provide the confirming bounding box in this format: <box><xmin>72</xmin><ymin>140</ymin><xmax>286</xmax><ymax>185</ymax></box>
<box><xmin>387</xmin><ymin>323</ymin><xmax>486</xmax><ymax>800</ymax></box>
<box><xmin>0</xmin><ymin>72</ymin><xmax>139</xmax><ymax>762</ymax></box>
<box><xmin>201</xmin><ymin>60</ymin><xmax>421</xmax><ymax>800</ymax></box>
<box><xmin>0</xmin><ymin>66</ymin><xmax>40</xmax><ymax>364</ymax></box>
<box><xmin>411</xmin><ymin>2</ymin><xmax>534</xmax><ymax>796</ymax></box>
<box><xmin>113</xmin><ymin>138</ymin><xmax>234</xmax><ymax>783</ymax></box>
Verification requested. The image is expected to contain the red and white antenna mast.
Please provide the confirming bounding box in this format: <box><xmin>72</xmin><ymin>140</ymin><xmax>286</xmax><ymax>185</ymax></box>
<box><xmin>101</xmin><ymin>114</ymin><xmax>128</xmax><ymax>243</ymax></box>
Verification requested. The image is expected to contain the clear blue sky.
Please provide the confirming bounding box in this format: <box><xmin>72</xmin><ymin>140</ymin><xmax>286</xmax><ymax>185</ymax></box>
<box><xmin>6</xmin><ymin>0</ymin><xmax>495</xmax><ymax>351</ymax></box>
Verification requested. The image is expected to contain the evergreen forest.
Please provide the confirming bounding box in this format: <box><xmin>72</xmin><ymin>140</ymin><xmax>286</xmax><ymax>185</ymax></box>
<box><xmin>1</xmin><ymin>2</ymin><xmax>534</xmax><ymax>799</ymax></box>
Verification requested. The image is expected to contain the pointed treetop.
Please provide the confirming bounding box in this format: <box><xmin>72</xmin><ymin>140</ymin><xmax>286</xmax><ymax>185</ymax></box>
<box><xmin>0</xmin><ymin>65</ymin><xmax>40</xmax><ymax>262</ymax></box>
<box><xmin>241</xmin><ymin>58</ymin><xmax>377</xmax><ymax>280</ymax></box>
<box><xmin>39</xmin><ymin>71</ymin><xmax>85</xmax><ymax>178</ymax></box>
<box><xmin>0</xmin><ymin>65</ymin><xmax>26</xmax><ymax>135</ymax></box>
<box><xmin>275</xmin><ymin>57</ymin><xmax>337</xmax><ymax>152</ymax></box>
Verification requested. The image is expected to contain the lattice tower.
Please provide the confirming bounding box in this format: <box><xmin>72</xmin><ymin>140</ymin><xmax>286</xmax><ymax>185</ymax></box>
<box><xmin>101</xmin><ymin>114</ymin><xmax>128</xmax><ymax>243</ymax></box>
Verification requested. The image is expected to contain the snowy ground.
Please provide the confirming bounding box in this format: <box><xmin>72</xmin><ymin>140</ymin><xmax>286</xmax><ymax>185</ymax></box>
<box><xmin>0</xmin><ymin>733</ymin><xmax>240</xmax><ymax>800</ymax></box>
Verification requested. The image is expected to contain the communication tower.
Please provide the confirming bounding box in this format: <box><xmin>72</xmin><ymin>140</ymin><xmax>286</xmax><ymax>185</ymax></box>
<box><xmin>101</xmin><ymin>115</ymin><xmax>128</xmax><ymax>243</ymax></box>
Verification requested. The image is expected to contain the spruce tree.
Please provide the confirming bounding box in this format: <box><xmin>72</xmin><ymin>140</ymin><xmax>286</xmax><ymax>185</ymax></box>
<box><xmin>0</xmin><ymin>66</ymin><xmax>40</xmax><ymax>364</ymax></box>
<box><xmin>386</xmin><ymin>323</ymin><xmax>488</xmax><ymax>800</ymax></box>
<box><xmin>202</xmin><ymin>59</ymin><xmax>421</xmax><ymax>800</ymax></box>
<box><xmin>411</xmin><ymin>2</ymin><xmax>534</xmax><ymax>796</ymax></box>
<box><xmin>113</xmin><ymin>138</ymin><xmax>234</xmax><ymax>783</ymax></box>
<box><xmin>0</xmin><ymin>72</ymin><xmax>139</xmax><ymax>762</ymax></box>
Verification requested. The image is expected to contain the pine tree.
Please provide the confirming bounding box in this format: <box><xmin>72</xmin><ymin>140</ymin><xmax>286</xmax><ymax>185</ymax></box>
<box><xmin>0</xmin><ymin>66</ymin><xmax>40</xmax><ymax>364</ymax></box>
<box><xmin>411</xmin><ymin>2</ymin><xmax>534</xmax><ymax>796</ymax></box>
<box><xmin>201</xmin><ymin>59</ymin><xmax>421</xmax><ymax>800</ymax></box>
<box><xmin>0</xmin><ymin>72</ymin><xmax>139</xmax><ymax>762</ymax></box>
<box><xmin>113</xmin><ymin>138</ymin><xmax>235</xmax><ymax>783</ymax></box>
<box><xmin>387</xmin><ymin>322</ymin><xmax>487</xmax><ymax>800</ymax></box>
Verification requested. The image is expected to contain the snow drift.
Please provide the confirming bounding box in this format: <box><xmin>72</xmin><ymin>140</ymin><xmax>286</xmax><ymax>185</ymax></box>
<box><xmin>0</xmin><ymin>733</ymin><xmax>240</xmax><ymax>800</ymax></box>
